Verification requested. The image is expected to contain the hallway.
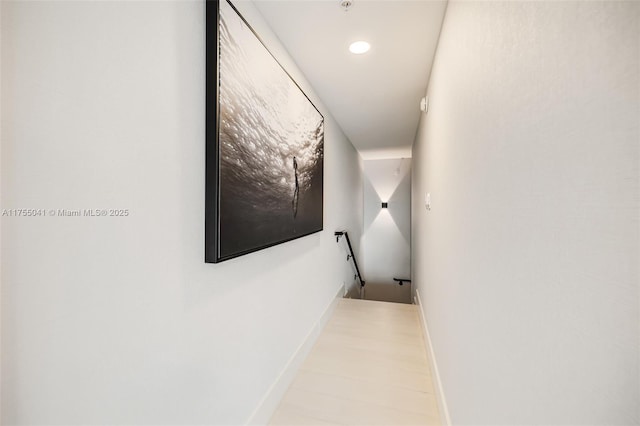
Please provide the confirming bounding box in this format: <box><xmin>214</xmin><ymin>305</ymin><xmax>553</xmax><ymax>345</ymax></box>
<box><xmin>1</xmin><ymin>0</ymin><xmax>638</xmax><ymax>424</ymax></box>
<box><xmin>269</xmin><ymin>298</ymin><xmax>440</xmax><ymax>425</ymax></box>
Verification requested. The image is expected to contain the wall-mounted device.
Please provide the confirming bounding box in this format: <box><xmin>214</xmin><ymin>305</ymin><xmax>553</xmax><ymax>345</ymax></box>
<box><xmin>420</xmin><ymin>96</ymin><xmax>429</xmax><ymax>113</ymax></box>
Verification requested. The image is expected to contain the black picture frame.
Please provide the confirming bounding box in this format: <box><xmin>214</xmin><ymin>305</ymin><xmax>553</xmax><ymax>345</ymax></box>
<box><xmin>205</xmin><ymin>0</ymin><xmax>325</xmax><ymax>263</ymax></box>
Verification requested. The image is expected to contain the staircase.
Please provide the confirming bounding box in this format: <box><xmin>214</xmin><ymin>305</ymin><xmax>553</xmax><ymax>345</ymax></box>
<box><xmin>348</xmin><ymin>282</ymin><xmax>412</xmax><ymax>304</ymax></box>
<box><xmin>336</xmin><ymin>230</ymin><xmax>413</xmax><ymax>304</ymax></box>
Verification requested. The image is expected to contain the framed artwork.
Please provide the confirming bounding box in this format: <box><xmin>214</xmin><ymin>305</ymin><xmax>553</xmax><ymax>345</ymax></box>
<box><xmin>205</xmin><ymin>0</ymin><xmax>325</xmax><ymax>263</ymax></box>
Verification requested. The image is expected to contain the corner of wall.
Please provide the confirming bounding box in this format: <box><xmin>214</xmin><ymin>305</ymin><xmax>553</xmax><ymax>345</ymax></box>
<box><xmin>414</xmin><ymin>289</ymin><xmax>451</xmax><ymax>426</ymax></box>
<box><xmin>246</xmin><ymin>283</ymin><xmax>345</xmax><ymax>425</ymax></box>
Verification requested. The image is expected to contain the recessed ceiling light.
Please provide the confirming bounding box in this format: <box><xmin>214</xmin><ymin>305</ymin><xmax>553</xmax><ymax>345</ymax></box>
<box><xmin>349</xmin><ymin>41</ymin><xmax>370</xmax><ymax>54</ymax></box>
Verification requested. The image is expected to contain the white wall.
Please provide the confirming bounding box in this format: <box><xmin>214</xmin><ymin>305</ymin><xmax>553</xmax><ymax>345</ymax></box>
<box><xmin>0</xmin><ymin>2</ymin><xmax>3</xmax><ymax>421</ymax></box>
<box><xmin>362</xmin><ymin>159</ymin><xmax>411</xmax><ymax>299</ymax></box>
<box><xmin>0</xmin><ymin>1</ymin><xmax>362</xmax><ymax>424</ymax></box>
<box><xmin>413</xmin><ymin>1</ymin><xmax>639</xmax><ymax>424</ymax></box>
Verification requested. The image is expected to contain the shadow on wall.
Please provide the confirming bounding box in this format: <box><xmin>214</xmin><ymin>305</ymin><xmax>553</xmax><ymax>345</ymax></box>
<box><xmin>361</xmin><ymin>158</ymin><xmax>412</xmax><ymax>303</ymax></box>
<box><xmin>387</xmin><ymin>171</ymin><xmax>411</xmax><ymax>245</ymax></box>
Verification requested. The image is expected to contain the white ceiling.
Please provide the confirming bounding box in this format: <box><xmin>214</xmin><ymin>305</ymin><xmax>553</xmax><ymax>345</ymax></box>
<box><xmin>253</xmin><ymin>0</ymin><xmax>448</xmax><ymax>159</ymax></box>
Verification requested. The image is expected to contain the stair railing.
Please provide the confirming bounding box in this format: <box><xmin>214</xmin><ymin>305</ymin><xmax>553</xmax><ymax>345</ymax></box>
<box><xmin>334</xmin><ymin>231</ymin><xmax>365</xmax><ymax>289</ymax></box>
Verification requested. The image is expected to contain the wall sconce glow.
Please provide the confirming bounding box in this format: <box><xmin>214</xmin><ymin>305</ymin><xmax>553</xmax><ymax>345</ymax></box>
<box><xmin>381</xmin><ymin>202</ymin><xmax>388</xmax><ymax>209</ymax></box>
<box><xmin>349</xmin><ymin>41</ymin><xmax>370</xmax><ymax>54</ymax></box>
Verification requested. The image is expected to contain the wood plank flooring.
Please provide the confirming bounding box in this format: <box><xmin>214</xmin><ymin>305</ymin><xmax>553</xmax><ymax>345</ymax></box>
<box><xmin>269</xmin><ymin>298</ymin><xmax>441</xmax><ymax>426</ymax></box>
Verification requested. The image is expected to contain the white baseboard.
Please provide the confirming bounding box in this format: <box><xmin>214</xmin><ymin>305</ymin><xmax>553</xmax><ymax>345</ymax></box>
<box><xmin>415</xmin><ymin>289</ymin><xmax>451</xmax><ymax>426</ymax></box>
<box><xmin>246</xmin><ymin>284</ymin><xmax>344</xmax><ymax>425</ymax></box>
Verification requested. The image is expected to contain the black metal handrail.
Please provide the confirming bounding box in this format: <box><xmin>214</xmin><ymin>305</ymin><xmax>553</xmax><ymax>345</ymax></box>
<box><xmin>393</xmin><ymin>278</ymin><xmax>412</xmax><ymax>286</ymax></box>
<box><xmin>335</xmin><ymin>231</ymin><xmax>365</xmax><ymax>288</ymax></box>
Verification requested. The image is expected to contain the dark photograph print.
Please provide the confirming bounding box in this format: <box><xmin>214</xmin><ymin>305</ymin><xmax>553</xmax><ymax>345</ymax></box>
<box><xmin>206</xmin><ymin>0</ymin><xmax>325</xmax><ymax>263</ymax></box>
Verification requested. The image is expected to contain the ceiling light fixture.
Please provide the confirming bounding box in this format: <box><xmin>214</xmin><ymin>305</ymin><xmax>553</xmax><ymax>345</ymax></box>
<box><xmin>349</xmin><ymin>41</ymin><xmax>370</xmax><ymax>54</ymax></box>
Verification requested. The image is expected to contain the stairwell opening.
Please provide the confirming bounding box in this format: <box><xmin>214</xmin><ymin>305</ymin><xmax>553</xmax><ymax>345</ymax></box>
<box><xmin>346</xmin><ymin>157</ymin><xmax>413</xmax><ymax>304</ymax></box>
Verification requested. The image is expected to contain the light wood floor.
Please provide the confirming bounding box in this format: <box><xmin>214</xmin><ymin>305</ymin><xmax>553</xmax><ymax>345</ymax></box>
<box><xmin>269</xmin><ymin>298</ymin><xmax>441</xmax><ymax>426</ymax></box>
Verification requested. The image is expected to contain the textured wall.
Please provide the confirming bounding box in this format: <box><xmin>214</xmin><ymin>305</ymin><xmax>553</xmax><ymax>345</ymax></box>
<box><xmin>412</xmin><ymin>1</ymin><xmax>639</xmax><ymax>424</ymax></box>
<box><xmin>0</xmin><ymin>1</ymin><xmax>362</xmax><ymax>423</ymax></box>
